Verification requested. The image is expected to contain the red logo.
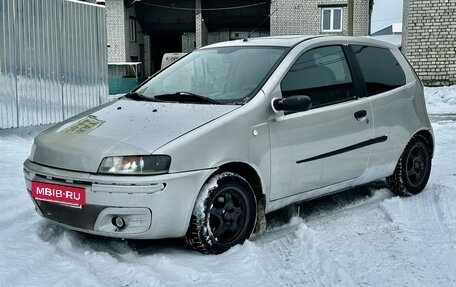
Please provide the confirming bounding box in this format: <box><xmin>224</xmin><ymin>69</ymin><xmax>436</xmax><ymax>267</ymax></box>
<box><xmin>32</xmin><ymin>182</ymin><xmax>86</xmax><ymax>206</ymax></box>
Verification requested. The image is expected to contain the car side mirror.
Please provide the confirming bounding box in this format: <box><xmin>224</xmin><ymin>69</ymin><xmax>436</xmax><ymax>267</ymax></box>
<box><xmin>273</xmin><ymin>95</ymin><xmax>312</xmax><ymax>114</ymax></box>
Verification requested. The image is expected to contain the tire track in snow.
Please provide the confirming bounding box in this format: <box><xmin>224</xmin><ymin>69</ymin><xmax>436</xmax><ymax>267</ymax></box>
<box><xmin>381</xmin><ymin>185</ymin><xmax>456</xmax><ymax>245</ymax></box>
<box><xmin>379</xmin><ymin>186</ymin><xmax>456</xmax><ymax>285</ymax></box>
<box><xmin>39</xmin><ymin>229</ymin><xmax>164</xmax><ymax>287</ymax></box>
<box><xmin>430</xmin><ymin>190</ymin><xmax>453</xmax><ymax>242</ymax></box>
<box><xmin>255</xmin><ymin>220</ymin><xmax>357</xmax><ymax>287</ymax></box>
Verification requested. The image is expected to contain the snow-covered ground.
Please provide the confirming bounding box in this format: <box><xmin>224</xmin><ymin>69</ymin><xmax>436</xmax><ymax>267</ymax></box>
<box><xmin>0</xmin><ymin>87</ymin><xmax>455</xmax><ymax>286</ymax></box>
<box><xmin>425</xmin><ymin>85</ymin><xmax>456</xmax><ymax>114</ymax></box>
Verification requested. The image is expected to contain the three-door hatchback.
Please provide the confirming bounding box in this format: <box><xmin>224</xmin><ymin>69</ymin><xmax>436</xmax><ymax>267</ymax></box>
<box><xmin>24</xmin><ymin>36</ymin><xmax>433</xmax><ymax>254</ymax></box>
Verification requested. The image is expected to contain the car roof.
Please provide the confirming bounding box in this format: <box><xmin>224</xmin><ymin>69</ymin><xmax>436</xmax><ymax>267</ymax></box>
<box><xmin>201</xmin><ymin>35</ymin><xmax>319</xmax><ymax>48</ymax></box>
<box><xmin>201</xmin><ymin>35</ymin><xmax>398</xmax><ymax>50</ymax></box>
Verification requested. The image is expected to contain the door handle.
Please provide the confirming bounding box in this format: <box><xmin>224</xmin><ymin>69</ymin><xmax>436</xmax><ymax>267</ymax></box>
<box><xmin>354</xmin><ymin>110</ymin><xmax>367</xmax><ymax>121</ymax></box>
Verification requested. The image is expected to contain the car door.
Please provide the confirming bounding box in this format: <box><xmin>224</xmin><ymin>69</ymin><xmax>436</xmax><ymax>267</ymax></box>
<box><xmin>349</xmin><ymin>44</ymin><xmax>409</xmax><ymax>173</ymax></box>
<box><xmin>269</xmin><ymin>45</ymin><xmax>374</xmax><ymax>201</ymax></box>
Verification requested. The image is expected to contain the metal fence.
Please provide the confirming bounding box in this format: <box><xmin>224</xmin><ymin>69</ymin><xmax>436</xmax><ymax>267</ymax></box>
<box><xmin>0</xmin><ymin>0</ymin><xmax>108</xmax><ymax>128</ymax></box>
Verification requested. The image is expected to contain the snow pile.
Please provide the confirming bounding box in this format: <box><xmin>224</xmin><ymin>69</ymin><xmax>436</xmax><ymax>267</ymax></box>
<box><xmin>424</xmin><ymin>85</ymin><xmax>456</xmax><ymax>114</ymax></box>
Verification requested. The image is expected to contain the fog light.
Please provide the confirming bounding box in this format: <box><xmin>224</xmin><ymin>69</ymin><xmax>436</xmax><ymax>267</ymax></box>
<box><xmin>112</xmin><ymin>216</ymin><xmax>126</xmax><ymax>229</ymax></box>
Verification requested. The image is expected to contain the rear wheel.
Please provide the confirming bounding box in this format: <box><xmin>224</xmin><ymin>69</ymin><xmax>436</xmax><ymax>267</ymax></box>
<box><xmin>386</xmin><ymin>136</ymin><xmax>432</xmax><ymax>196</ymax></box>
<box><xmin>185</xmin><ymin>173</ymin><xmax>256</xmax><ymax>254</ymax></box>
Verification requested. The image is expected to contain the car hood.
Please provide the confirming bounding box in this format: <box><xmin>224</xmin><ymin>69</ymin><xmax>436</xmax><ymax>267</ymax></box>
<box><xmin>30</xmin><ymin>98</ymin><xmax>238</xmax><ymax>172</ymax></box>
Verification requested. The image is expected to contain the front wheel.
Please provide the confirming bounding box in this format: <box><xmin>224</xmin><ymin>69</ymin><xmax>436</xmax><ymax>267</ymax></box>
<box><xmin>386</xmin><ymin>135</ymin><xmax>432</xmax><ymax>196</ymax></box>
<box><xmin>185</xmin><ymin>172</ymin><xmax>256</xmax><ymax>254</ymax></box>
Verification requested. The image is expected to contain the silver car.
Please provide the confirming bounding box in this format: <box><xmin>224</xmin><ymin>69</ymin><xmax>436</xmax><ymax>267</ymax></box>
<box><xmin>24</xmin><ymin>36</ymin><xmax>433</xmax><ymax>254</ymax></box>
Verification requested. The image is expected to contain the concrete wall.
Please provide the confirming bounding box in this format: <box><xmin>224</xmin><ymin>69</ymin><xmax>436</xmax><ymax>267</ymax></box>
<box><xmin>403</xmin><ymin>0</ymin><xmax>456</xmax><ymax>86</ymax></box>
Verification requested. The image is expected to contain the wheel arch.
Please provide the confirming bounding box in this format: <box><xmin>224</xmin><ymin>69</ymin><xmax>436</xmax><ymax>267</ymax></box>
<box><xmin>412</xmin><ymin>129</ymin><xmax>434</xmax><ymax>157</ymax></box>
<box><xmin>215</xmin><ymin>162</ymin><xmax>265</xmax><ymax>205</ymax></box>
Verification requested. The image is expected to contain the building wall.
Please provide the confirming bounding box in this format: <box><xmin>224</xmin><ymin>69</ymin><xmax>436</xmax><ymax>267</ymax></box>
<box><xmin>209</xmin><ymin>28</ymin><xmax>231</xmax><ymax>45</ymax></box>
<box><xmin>182</xmin><ymin>33</ymin><xmax>196</xmax><ymax>54</ymax></box>
<box><xmin>270</xmin><ymin>0</ymin><xmax>369</xmax><ymax>36</ymax></box>
<box><xmin>105</xmin><ymin>0</ymin><xmax>126</xmax><ymax>62</ymax></box>
<box><xmin>182</xmin><ymin>29</ymin><xmax>231</xmax><ymax>53</ymax></box>
<box><xmin>352</xmin><ymin>0</ymin><xmax>369</xmax><ymax>36</ymax></box>
<box><xmin>403</xmin><ymin>0</ymin><xmax>456</xmax><ymax>86</ymax></box>
<box><xmin>182</xmin><ymin>28</ymin><xmax>268</xmax><ymax>53</ymax></box>
<box><xmin>195</xmin><ymin>0</ymin><xmax>208</xmax><ymax>49</ymax></box>
<box><xmin>144</xmin><ymin>35</ymin><xmax>152</xmax><ymax>75</ymax></box>
<box><xmin>103</xmin><ymin>0</ymin><xmax>147</xmax><ymax>76</ymax></box>
<box><xmin>124</xmin><ymin>6</ymin><xmax>145</xmax><ymax>63</ymax></box>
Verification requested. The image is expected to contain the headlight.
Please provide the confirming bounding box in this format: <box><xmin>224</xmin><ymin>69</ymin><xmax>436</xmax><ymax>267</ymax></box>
<box><xmin>98</xmin><ymin>155</ymin><xmax>171</xmax><ymax>175</ymax></box>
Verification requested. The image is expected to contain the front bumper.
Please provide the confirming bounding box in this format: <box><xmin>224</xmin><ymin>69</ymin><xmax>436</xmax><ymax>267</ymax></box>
<box><xmin>24</xmin><ymin>159</ymin><xmax>215</xmax><ymax>239</ymax></box>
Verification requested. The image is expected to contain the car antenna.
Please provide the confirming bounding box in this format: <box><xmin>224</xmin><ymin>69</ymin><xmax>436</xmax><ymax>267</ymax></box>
<box><xmin>243</xmin><ymin>8</ymin><xmax>278</xmax><ymax>42</ymax></box>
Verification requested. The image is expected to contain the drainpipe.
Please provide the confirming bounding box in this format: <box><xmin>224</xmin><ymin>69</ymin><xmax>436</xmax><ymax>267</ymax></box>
<box><xmin>347</xmin><ymin>0</ymin><xmax>354</xmax><ymax>36</ymax></box>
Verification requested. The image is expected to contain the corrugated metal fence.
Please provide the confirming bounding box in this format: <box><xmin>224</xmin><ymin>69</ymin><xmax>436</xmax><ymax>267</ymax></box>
<box><xmin>0</xmin><ymin>0</ymin><xmax>108</xmax><ymax>128</ymax></box>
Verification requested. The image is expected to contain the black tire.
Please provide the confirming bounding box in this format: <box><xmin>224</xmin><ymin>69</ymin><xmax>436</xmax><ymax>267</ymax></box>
<box><xmin>185</xmin><ymin>172</ymin><xmax>257</xmax><ymax>254</ymax></box>
<box><xmin>386</xmin><ymin>135</ymin><xmax>432</xmax><ymax>196</ymax></box>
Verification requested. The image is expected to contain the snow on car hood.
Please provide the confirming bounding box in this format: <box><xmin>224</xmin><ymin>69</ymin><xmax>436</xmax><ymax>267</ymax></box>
<box><xmin>30</xmin><ymin>98</ymin><xmax>238</xmax><ymax>172</ymax></box>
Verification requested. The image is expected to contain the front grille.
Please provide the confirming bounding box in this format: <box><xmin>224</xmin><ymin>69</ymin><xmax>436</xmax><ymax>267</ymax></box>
<box><xmin>36</xmin><ymin>200</ymin><xmax>105</xmax><ymax>230</ymax></box>
<box><xmin>34</xmin><ymin>173</ymin><xmax>92</xmax><ymax>186</ymax></box>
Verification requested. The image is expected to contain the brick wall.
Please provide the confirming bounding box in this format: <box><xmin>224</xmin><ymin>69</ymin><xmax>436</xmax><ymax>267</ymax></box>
<box><xmin>403</xmin><ymin>0</ymin><xmax>456</xmax><ymax>86</ymax></box>
<box><xmin>182</xmin><ymin>32</ymin><xmax>196</xmax><ymax>53</ymax></box>
<box><xmin>105</xmin><ymin>0</ymin><xmax>126</xmax><ymax>62</ymax></box>
<box><xmin>270</xmin><ymin>0</ymin><xmax>369</xmax><ymax>36</ymax></box>
<box><xmin>353</xmin><ymin>0</ymin><xmax>369</xmax><ymax>36</ymax></box>
<box><xmin>182</xmin><ymin>29</ymin><xmax>232</xmax><ymax>53</ymax></box>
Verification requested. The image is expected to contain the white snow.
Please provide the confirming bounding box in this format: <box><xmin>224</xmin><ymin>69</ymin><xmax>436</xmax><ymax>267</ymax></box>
<box><xmin>425</xmin><ymin>85</ymin><xmax>456</xmax><ymax>114</ymax></box>
<box><xmin>0</xmin><ymin>87</ymin><xmax>455</xmax><ymax>286</ymax></box>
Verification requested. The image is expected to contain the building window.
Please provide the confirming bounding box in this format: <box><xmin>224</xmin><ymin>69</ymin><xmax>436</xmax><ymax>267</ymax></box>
<box><xmin>129</xmin><ymin>19</ymin><xmax>136</xmax><ymax>42</ymax></box>
<box><xmin>321</xmin><ymin>8</ymin><xmax>343</xmax><ymax>32</ymax></box>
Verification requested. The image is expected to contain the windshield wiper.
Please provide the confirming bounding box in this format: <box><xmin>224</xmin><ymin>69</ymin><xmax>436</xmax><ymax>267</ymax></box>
<box><xmin>124</xmin><ymin>91</ymin><xmax>158</xmax><ymax>102</ymax></box>
<box><xmin>153</xmin><ymin>92</ymin><xmax>220</xmax><ymax>104</ymax></box>
<box><xmin>124</xmin><ymin>91</ymin><xmax>145</xmax><ymax>100</ymax></box>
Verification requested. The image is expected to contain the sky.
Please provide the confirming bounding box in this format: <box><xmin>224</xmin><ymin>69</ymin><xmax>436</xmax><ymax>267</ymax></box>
<box><xmin>371</xmin><ymin>0</ymin><xmax>403</xmax><ymax>33</ymax></box>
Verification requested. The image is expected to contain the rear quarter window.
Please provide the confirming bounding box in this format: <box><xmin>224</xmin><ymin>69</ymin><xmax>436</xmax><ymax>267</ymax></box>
<box><xmin>351</xmin><ymin>45</ymin><xmax>406</xmax><ymax>96</ymax></box>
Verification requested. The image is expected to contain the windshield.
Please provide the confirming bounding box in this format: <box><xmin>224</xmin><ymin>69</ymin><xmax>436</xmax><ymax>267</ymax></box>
<box><xmin>136</xmin><ymin>46</ymin><xmax>287</xmax><ymax>104</ymax></box>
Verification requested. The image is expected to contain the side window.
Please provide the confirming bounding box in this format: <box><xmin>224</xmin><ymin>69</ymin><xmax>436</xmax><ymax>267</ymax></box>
<box><xmin>281</xmin><ymin>46</ymin><xmax>355</xmax><ymax>109</ymax></box>
<box><xmin>352</xmin><ymin>45</ymin><xmax>406</xmax><ymax>96</ymax></box>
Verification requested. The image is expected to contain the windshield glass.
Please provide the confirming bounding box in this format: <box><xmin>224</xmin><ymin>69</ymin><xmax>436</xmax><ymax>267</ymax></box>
<box><xmin>137</xmin><ymin>46</ymin><xmax>287</xmax><ymax>104</ymax></box>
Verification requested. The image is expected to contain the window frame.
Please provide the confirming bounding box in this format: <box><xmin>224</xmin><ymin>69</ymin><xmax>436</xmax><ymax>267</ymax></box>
<box><xmin>129</xmin><ymin>19</ymin><xmax>137</xmax><ymax>43</ymax></box>
<box><xmin>136</xmin><ymin>46</ymin><xmax>290</xmax><ymax>105</ymax></box>
<box><xmin>280</xmin><ymin>45</ymin><xmax>360</xmax><ymax>111</ymax></box>
<box><xmin>321</xmin><ymin>7</ymin><xmax>343</xmax><ymax>32</ymax></box>
<box><xmin>349</xmin><ymin>45</ymin><xmax>407</xmax><ymax>97</ymax></box>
